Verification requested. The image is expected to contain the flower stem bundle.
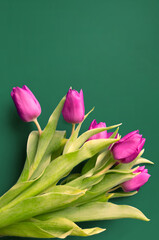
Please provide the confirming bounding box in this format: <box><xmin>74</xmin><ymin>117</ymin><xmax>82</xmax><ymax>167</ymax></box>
<box><xmin>0</xmin><ymin>86</ymin><xmax>152</xmax><ymax>238</ymax></box>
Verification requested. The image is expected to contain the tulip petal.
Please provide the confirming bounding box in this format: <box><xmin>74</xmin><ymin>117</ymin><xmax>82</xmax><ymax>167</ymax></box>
<box><xmin>119</xmin><ymin>130</ymin><xmax>139</xmax><ymax>143</ymax></box>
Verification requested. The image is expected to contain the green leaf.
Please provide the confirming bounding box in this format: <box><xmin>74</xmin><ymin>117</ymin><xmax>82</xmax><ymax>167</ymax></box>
<box><xmin>134</xmin><ymin>157</ymin><xmax>154</xmax><ymax>165</ymax></box>
<box><xmin>91</xmin><ymin>172</ymin><xmax>135</xmax><ymax>194</ymax></box>
<box><xmin>63</xmin><ymin>107</ymin><xmax>94</xmax><ymax>154</ymax></box>
<box><xmin>0</xmin><ymin>186</ymin><xmax>86</xmax><ymax>229</ymax></box>
<box><xmin>17</xmin><ymin>157</ymin><xmax>30</xmax><ymax>183</ymax></box>
<box><xmin>81</xmin><ymin>127</ymin><xmax>119</xmax><ymax>175</ymax></box>
<box><xmin>9</xmin><ymin>138</ymin><xmax>120</xmax><ymax>207</ymax></box>
<box><xmin>0</xmin><ymin>168</ymin><xmax>45</xmax><ymax>211</ymax></box>
<box><xmin>108</xmin><ymin>127</ymin><xmax>119</xmax><ymax>139</ymax></box>
<box><xmin>27</xmin><ymin>131</ymin><xmax>39</xmax><ymax>166</ymax></box>
<box><xmin>114</xmin><ymin>149</ymin><xmax>145</xmax><ymax>171</ymax></box>
<box><xmin>29</xmin><ymin>96</ymin><xmax>66</xmax><ymax>176</ymax></box>
<box><xmin>41</xmin><ymin>172</ymin><xmax>135</xmax><ymax>213</ymax></box>
<box><xmin>0</xmin><ymin>181</ymin><xmax>34</xmax><ymax>209</ymax></box>
<box><xmin>61</xmin><ymin>173</ymin><xmax>81</xmax><ymax>185</ymax></box>
<box><xmin>0</xmin><ymin>217</ymin><xmax>105</xmax><ymax>238</ymax></box>
<box><xmin>94</xmin><ymin>151</ymin><xmax>111</xmax><ymax>172</ymax></box>
<box><xmin>44</xmin><ymin>131</ymin><xmax>66</xmax><ymax>157</ymax></box>
<box><xmin>66</xmin><ymin>156</ymin><xmax>132</xmax><ymax>191</ymax></box>
<box><xmin>110</xmin><ymin>191</ymin><xmax>138</xmax><ymax>198</ymax></box>
<box><xmin>68</xmin><ymin>123</ymin><xmax>121</xmax><ymax>152</ymax></box>
<box><xmin>30</xmin><ymin>131</ymin><xmax>66</xmax><ymax>180</ymax></box>
<box><xmin>72</xmin><ymin>172</ymin><xmax>136</xmax><ymax>205</ymax></box>
<box><xmin>105</xmin><ymin>168</ymin><xmax>135</xmax><ymax>174</ymax></box>
<box><xmin>89</xmin><ymin>193</ymin><xmax>112</xmax><ymax>202</ymax></box>
<box><xmin>82</xmin><ymin>151</ymin><xmax>111</xmax><ymax>176</ymax></box>
<box><xmin>17</xmin><ymin>131</ymin><xmax>39</xmax><ymax>183</ymax></box>
<box><xmin>31</xmin><ymin>155</ymin><xmax>52</xmax><ymax>180</ymax></box>
<box><xmin>81</xmin><ymin>154</ymin><xmax>98</xmax><ymax>175</ymax></box>
<box><xmin>67</xmin><ymin>173</ymin><xmax>104</xmax><ymax>190</ymax></box>
<box><xmin>42</xmin><ymin>202</ymin><xmax>149</xmax><ymax>222</ymax></box>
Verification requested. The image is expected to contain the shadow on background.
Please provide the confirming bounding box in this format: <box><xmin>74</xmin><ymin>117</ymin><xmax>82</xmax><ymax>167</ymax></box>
<box><xmin>0</xmin><ymin>106</ymin><xmax>32</xmax><ymax>196</ymax></box>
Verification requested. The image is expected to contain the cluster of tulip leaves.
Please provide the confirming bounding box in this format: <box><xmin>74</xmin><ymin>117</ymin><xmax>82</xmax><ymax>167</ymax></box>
<box><xmin>0</xmin><ymin>96</ymin><xmax>153</xmax><ymax>238</ymax></box>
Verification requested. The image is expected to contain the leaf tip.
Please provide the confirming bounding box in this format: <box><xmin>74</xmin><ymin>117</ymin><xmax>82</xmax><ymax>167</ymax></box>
<box><xmin>144</xmin><ymin>216</ymin><xmax>150</xmax><ymax>222</ymax></box>
<box><xmin>140</xmin><ymin>213</ymin><xmax>150</xmax><ymax>222</ymax></box>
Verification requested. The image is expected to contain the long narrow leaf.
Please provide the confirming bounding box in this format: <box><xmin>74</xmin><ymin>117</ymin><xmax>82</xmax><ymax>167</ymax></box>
<box><xmin>67</xmin><ymin>174</ymin><xmax>104</xmax><ymax>190</ymax></box>
<box><xmin>17</xmin><ymin>131</ymin><xmax>39</xmax><ymax>183</ymax></box>
<box><xmin>0</xmin><ymin>186</ymin><xmax>86</xmax><ymax>229</ymax></box>
<box><xmin>31</xmin><ymin>131</ymin><xmax>66</xmax><ymax>179</ymax></box>
<box><xmin>5</xmin><ymin>138</ymin><xmax>119</xmax><ymax>209</ymax></box>
<box><xmin>41</xmin><ymin>202</ymin><xmax>149</xmax><ymax>222</ymax></box>
<box><xmin>68</xmin><ymin>123</ymin><xmax>121</xmax><ymax>152</ymax></box>
<box><xmin>29</xmin><ymin>96</ymin><xmax>66</xmax><ymax>176</ymax></box>
<box><xmin>72</xmin><ymin>172</ymin><xmax>136</xmax><ymax>205</ymax></box>
<box><xmin>133</xmin><ymin>157</ymin><xmax>154</xmax><ymax>165</ymax></box>
<box><xmin>0</xmin><ymin>178</ymin><xmax>38</xmax><ymax>209</ymax></box>
<box><xmin>63</xmin><ymin>107</ymin><xmax>94</xmax><ymax>154</ymax></box>
<box><xmin>110</xmin><ymin>191</ymin><xmax>138</xmax><ymax>198</ymax></box>
<box><xmin>0</xmin><ymin>217</ymin><xmax>105</xmax><ymax>238</ymax></box>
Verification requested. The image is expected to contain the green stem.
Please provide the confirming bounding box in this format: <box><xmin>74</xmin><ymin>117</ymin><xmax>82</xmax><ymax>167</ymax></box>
<box><xmin>95</xmin><ymin>159</ymin><xmax>116</xmax><ymax>176</ymax></box>
<box><xmin>107</xmin><ymin>185</ymin><xmax>121</xmax><ymax>193</ymax></box>
<box><xmin>33</xmin><ymin>118</ymin><xmax>42</xmax><ymax>135</ymax></box>
<box><xmin>71</xmin><ymin>123</ymin><xmax>75</xmax><ymax>135</ymax></box>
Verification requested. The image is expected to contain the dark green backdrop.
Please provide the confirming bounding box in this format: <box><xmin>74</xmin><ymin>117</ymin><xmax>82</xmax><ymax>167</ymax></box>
<box><xmin>0</xmin><ymin>0</ymin><xmax>158</xmax><ymax>239</ymax></box>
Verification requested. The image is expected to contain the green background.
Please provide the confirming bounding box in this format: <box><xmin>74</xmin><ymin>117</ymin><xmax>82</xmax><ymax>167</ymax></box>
<box><xmin>0</xmin><ymin>0</ymin><xmax>158</xmax><ymax>239</ymax></box>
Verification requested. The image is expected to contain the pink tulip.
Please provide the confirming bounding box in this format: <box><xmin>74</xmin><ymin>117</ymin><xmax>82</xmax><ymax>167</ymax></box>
<box><xmin>111</xmin><ymin>130</ymin><xmax>145</xmax><ymax>163</ymax></box>
<box><xmin>62</xmin><ymin>88</ymin><xmax>85</xmax><ymax>124</ymax></box>
<box><xmin>122</xmin><ymin>166</ymin><xmax>150</xmax><ymax>192</ymax></box>
<box><xmin>11</xmin><ymin>85</ymin><xmax>41</xmax><ymax>122</ymax></box>
<box><xmin>87</xmin><ymin>119</ymin><xmax>107</xmax><ymax>140</ymax></box>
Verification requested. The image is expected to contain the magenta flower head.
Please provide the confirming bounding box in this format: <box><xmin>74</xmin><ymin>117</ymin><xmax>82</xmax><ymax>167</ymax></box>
<box><xmin>11</xmin><ymin>85</ymin><xmax>41</xmax><ymax>122</ymax></box>
<box><xmin>111</xmin><ymin>130</ymin><xmax>145</xmax><ymax>163</ymax></box>
<box><xmin>87</xmin><ymin>119</ymin><xmax>107</xmax><ymax>140</ymax></box>
<box><xmin>62</xmin><ymin>88</ymin><xmax>85</xmax><ymax>124</ymax></box>
<box><xmin>122</xmin><ymin>166</ymin><xmax>151</xmax><ymax>192</ymax></box>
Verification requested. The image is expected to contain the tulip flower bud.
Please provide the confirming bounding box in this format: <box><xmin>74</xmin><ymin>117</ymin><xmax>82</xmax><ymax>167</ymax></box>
<box><xmin>122</xmin><ymin>166</ymin><xmax>150</xmax><ymax>192</ymax></box>
<box><xmin>87</xmin><ymin>119</ymin><xmax>107</xmax><ymax>140</ymax></box>
<box><xmin>11</xmin><ymin>85</ymin><xmax>41</xmax><ymax>122</ymax></box>
<box><xmin>111</xmin><ymin>130</ymin><xmax>145</xmax><ymax>163</ymax></box>
<box><xmin>62</xmin><ymin>88</ymin><xmax>85</xmax><ymax>124</ymax></box>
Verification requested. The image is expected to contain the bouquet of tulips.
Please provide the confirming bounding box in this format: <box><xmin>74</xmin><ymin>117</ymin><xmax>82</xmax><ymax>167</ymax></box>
<box><xmin>0</xmin><ymin>86</ymin><xmax>152</xmax><ymax>238</ymax></box>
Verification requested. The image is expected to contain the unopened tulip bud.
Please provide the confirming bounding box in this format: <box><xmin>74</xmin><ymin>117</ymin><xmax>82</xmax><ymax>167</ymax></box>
<box><xmin>11</xmin><ymin>85</ymin><xmax>41</xmax><ymax>122</ymax></box>
<box><xmin>87</xmin><ymin>119</ymin><xmax>107</xmax><ymax>140</ymax></box>
<box><xmin>62</xmin><ymin>88</ymin><xmax>85</xmax><ymax>124</ymax></box>
<box><xmin>122</xmin><ymin>166</ymin><xmax>150</xmax><ymax>192</ymax></box>
<box><xmin>111</xmin><ymin>130</ymin><xmax>145</xmax><ymax>163</ymax></box>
